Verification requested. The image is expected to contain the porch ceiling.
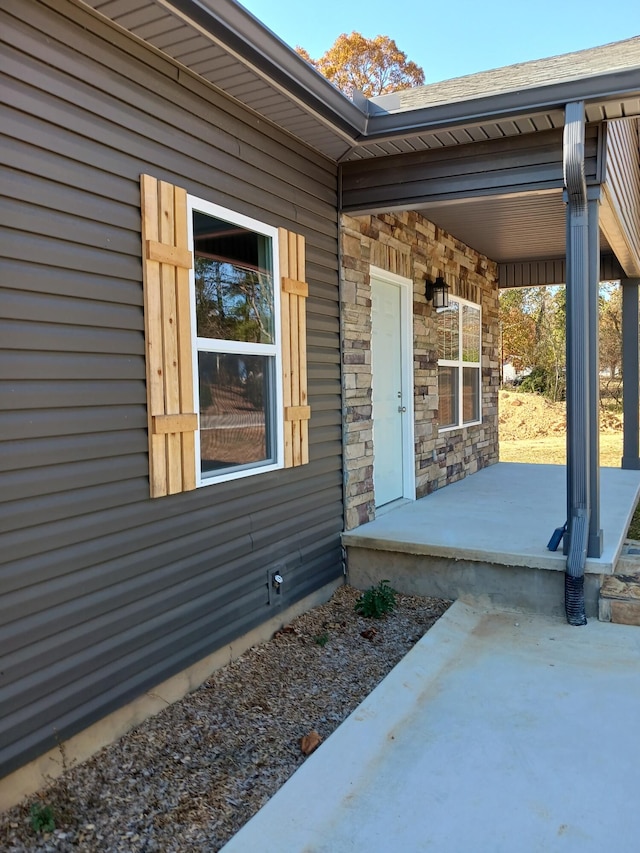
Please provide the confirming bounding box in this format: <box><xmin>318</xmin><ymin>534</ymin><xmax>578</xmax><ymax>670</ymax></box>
<box><xmin>419</xmin><ymin>191</ymin><xmax>567</xmax><ymax>261</ymax></box>
<box><xmin>411</xmin><ymin>190</ymin><xmax>612</xmax><ymax>265</ymax></box>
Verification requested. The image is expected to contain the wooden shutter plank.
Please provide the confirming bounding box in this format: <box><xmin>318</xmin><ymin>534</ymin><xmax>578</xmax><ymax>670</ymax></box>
<box><xmin>141</xmin><ymin>174</ymin><xmax>168</xmax><ymax>497</ymax></box>
<box><xmin>282</xmin><ymin>277</ymin><xmax>309</xmax><ymax>297</ymax></box>
<box><xmin>153</xmin><ymin>413</ymin><xmax>198</xmax><ymax>434</ymax></box>
<box><xmin>285</xmin><ymin>405</ymin><xmax>311</xmax><ymax>421</ymax></box>
<box><xmin>146</xmin><ymin>240</ymin><xmax>192</xmax><ymax>269</ymax></box>
<box><xmin>141</xmin><ymin>175</ymin><xmax>196</xmax><ymax>497</ymax></box>
<box><xmin>298</xmin><ymin>307</ymin><xmax>309</xmax><ymax>464</ymax></box>
<box><xmin>279</xmin><ymin>228</ymin><xmax>293</xmax><ymax>468</ymax></box>
<box><xmin>174</xmin><ymin>185</ymin><xmax>196</xmax><ymax>492</ymax></box>
<box><xmin>159</xmin><ymin>180</ymin><xmax>182</xmax><ymax>495</ymax></box>
<box><xmin>296</xmin><ymin>233</ymin><xmax>309</xmax><ymax>465</ymax></box>
<box><xmin>279</xmin><ymin>227</ymin><xmax>310</xmax><ymax>468</ymax></box>
<box><xmin>288</xmin><ymin>231</ymin><xmax>302</xmax><ymax>466</ymax></box>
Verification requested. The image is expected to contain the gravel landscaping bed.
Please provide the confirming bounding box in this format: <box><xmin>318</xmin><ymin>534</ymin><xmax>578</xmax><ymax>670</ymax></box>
<box><xmin>0</xmin><ymin>585</ymin><xmax>450</xmax><ymax>852</ymax></box>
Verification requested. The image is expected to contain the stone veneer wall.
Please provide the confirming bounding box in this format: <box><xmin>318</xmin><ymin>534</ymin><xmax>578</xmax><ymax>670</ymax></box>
<box><xmin>341</xmin><ymin>211</ymin><xmax>500</xmax><ymax>531</ymax></box>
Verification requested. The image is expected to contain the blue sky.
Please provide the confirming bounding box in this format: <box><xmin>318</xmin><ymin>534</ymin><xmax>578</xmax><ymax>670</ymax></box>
<box><xmin>239</xmin><ymin>0</ymin><xmax>639</xmax><ymax>83</ymax></box>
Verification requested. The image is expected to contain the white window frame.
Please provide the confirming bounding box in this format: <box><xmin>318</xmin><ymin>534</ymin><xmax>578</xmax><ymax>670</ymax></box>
<box><xmin>187</xmin><ymin>195</ymin><xmax>284</xmax><ymax>487</ymax></box>
<box><xmin>437</xmin><ymin>295</ymin><xmax>482</xmax><ymax>432</ymax></box>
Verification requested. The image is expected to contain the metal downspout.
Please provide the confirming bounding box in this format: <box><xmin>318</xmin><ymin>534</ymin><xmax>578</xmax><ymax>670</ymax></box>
<box><xmin>563</xmin><ymin>102</ymin><xmax>590</xmax><ymax>625</ymax></box>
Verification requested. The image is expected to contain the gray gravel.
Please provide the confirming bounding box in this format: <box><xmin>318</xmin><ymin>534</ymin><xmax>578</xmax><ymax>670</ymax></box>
<box><xmin>0</xmin><ymin>585</ymin><xmax>450</xmax><ymax>852</ymax></box>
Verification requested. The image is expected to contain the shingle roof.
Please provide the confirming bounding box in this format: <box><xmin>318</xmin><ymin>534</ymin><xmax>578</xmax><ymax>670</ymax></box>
<box><xmin>370</xmin><ymin>36</ymin><xmax>640</xmax><ymax>114</ymax></box>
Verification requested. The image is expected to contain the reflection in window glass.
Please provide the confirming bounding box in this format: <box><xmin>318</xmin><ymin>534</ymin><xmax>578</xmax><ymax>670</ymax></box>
<box><xmin>462</xmin><ymin>304</ymin><xmax>481</xmax><ymax>362</ymax></box>
<box><xmin>437</xmin><ymin>296</ymin><xmax>481</xmax><ymax>430</ymax></box>
<box><xmin>438</xmin><ymin>366</ymin><xmax>458</xmax><ymax>428</ymax></box>
<box><xmin>198</xmin><ymin>352</ymin><xmax>275</xmax><ymax>476</ymax></box>
<box><xmin>193</xmin><ymin>211</ymin><xmax>274</xmax><ymax>344</ymax></box>
<box><xmin>437</xmin><ymin>302</ymin><xmax>459</xmax><ymax>361</ymax></box>
<box><xmin>191</xmin><ymin>200</ymin><xmax>280</xmax><ymax>483</ymax></box>
<box><xmin>463</xmin><ymin>367</ymin><xmax>480</xmax><ymax>423</ymax></box>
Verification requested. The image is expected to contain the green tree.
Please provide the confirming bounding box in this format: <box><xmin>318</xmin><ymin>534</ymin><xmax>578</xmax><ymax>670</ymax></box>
<box><xmin>296</xmin><ymin>33</ymin><xmax>425</xmax><ymax>98</ymax></box>
<box><xmin>599</xmin><ymin>281</ymin><xmax>623</xmax><ymax>408</ymax></box>
<box><xmin>499</xmin><ymin>286</ymin><xmax>566</xmax><ymax>401</ymax></box>
<box><xmin>599</xmin><ymin>282</ymin><xmax>622</xmax><ymax>379</ymax></box>
<box><xmin>500</xmin><ymin>287</ymin><xmax>538</xmax><ymax>373</ymax></box>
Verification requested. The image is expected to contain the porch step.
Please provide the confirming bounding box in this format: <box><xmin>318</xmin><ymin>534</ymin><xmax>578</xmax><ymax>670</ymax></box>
<box><xmin>599</xmin><ymin>541</ymin><xmax>640</xmax><ymax>625</ymax></box>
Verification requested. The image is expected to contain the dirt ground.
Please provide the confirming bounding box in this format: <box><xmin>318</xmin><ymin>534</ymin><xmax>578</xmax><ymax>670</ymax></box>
<box><xmin>499</xmin><ymin>389</ymin><xmax>623</xmax><ymax>467</ymax></box>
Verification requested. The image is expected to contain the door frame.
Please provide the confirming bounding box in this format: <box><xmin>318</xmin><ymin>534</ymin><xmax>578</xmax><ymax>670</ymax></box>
<box><xmin>370</xmin><ymin>265</ymin><xmax>416</xmax><ymax>505</ymax></box>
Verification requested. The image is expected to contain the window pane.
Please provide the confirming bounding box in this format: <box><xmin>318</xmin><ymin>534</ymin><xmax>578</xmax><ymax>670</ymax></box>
<box><xmin>462</xmin><ymin>304</ymin><xmax>480</xmax><ymax>362</ymax></box>
<box><xmin>437</xmin><ymin>302</ymin><xmax>459</xmax><ymax>360</ymax></box>
<box><xmin>463</xmin><ymin>366</ymin><xmax>480</xmax><ymax>423</ymax></box>
<box><xmin>438</xmin><ymin>366</ymin><xmax>458</xmax><ymax>428</ymax></box>
<box><xmin>193</xmin><ymin>211</ymin><xmax>274</xmax><ymax>344</ymax></box>
<box><xmin>198</xmin><ymin>352</ymin><xmax>275</xmax><ymax>476</ymax></box>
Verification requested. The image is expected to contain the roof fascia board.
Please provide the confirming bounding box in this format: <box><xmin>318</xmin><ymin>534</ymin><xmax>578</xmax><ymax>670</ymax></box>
<box><xmin>341</xmin><ymin>183</ymin><xmax>566</xmax><ymax>216</ymax></box>
<box><xmin>361</xmin><ymin>68</ymin><xmax>640</xmax><ymax>142</ymax></box>
<box><xmin>498</xmin><ymin>254</ymin><xmax>624</xmax><ymax>287</ymax></box>
<box><xmin>160</xmin><ymin>0</ymin><xmax>368</xmax><ymax>139</ymax></box>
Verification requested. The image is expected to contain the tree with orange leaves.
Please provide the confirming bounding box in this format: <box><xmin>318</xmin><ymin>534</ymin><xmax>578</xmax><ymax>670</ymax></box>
<box><xmin>296</xmin><ymin>33</ymin><xmax>425</xmax><ymax>98</ymax></box>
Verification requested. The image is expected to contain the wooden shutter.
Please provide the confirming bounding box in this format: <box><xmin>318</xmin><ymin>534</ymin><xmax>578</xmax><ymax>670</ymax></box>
<box><xmin>140</xmin><ymin>175</ymin><xmax>197</xmax><ymax>497</ymax></box>
<box><xmin>279</xmin><ymin>228</ymin><xmax>311</xmax><ymax>467</ymax></box>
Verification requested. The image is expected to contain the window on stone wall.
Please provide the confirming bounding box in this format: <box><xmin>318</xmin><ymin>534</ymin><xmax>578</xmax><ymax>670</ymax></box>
<box><xmin>437</xmin><ymin>297</ymin><xmax>481</xmax><ymax>430</ymax></box>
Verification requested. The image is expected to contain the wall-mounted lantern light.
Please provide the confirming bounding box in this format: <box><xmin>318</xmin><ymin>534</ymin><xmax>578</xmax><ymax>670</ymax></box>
<box><xmin>425</xmin><ymin>275</ymin><xmax>449</xmax><ymax>309</ymax></box>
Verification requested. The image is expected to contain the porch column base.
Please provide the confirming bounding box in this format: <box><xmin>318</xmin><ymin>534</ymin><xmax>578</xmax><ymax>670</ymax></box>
<box><xmin>621</xmin><ymin>456</ymin><xmax>640</xmax><ymax>470</ymax></box>
<box><xmin>588</xmin><ymin>529</ymin><xmax>603</xmax><ymax>558</ymax></box>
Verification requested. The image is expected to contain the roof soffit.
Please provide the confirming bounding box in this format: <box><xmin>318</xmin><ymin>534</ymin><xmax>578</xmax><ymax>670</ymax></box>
<box><xmin>78</xmin><ymin>0</ymin><xmax>364</xmax><ymax>160</ymax></box>
<box><xmin>78</xmin><ymin>0</ymin><xmax>640</xmax><ymax>162</ymax></box>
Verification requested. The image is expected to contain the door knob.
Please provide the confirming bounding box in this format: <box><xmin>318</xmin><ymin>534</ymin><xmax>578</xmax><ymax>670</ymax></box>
<box><xmin>398</xmin><ymin>406</ymin><xmax>407</xmax><ymax>413</ymax></box>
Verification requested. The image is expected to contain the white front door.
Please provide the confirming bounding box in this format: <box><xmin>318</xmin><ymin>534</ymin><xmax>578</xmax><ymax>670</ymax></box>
<box><xmin>371</xmin><ymin>272</ymin><xmax>413</xmax><ymax>507</ymax></box>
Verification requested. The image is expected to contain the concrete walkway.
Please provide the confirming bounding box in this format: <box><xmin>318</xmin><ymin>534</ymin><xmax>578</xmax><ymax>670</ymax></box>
<box><xmin>220</xmin><ymin>601</ymin><xmax>640</xmax><ymax>852</ymax></box>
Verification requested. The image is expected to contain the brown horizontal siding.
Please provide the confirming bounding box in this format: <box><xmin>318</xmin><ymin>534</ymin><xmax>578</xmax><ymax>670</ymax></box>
<box><xmin>0</xmin><ymin>481</ymin><xmax>147</xmax><ymax>540</ymax></box>
<box><xmin>0</xmin><ymin>454</ymin><xmax>149</xmax><ymax>505</ymax></box>
<box><xmin>0</xmin><ymin>470</ymin><xmax>341</xmax><ymax>600</ymax></box>
<box><xmin>2</xmin><ymin>548</ymin><xmax>341</xmax><ymax>774</ymax></box>
<box><xmin>0</xmin><ymin>431</ymin><xmax>146</xmax><ymax>474</ymax></box>
<box><xmin>0</xmin><ymin>0</ymin><xmax>343</xmax><ymax>777</ymax></box>
<box><xmin>1</xmin><ymin>47</ymin><xmax>338</xmax><ymax>231</ymax></box>
<box><xmin>2</xmin><ymin>351</ymin><xmax>144</xmax><ymax>381</ymax></box>
<box><xmin>1</xmin><ymin>507</ymin><xmax>341</xmax><ymax>745</ymax></box>
<box><xmin>0</xmin><ymin>379</ymin><xmax>146</xmax><ymax>409</ymax></box>
<box><xmin>1</xmin><ymin>259</ymin><xmax>143</xmax><ymax>306</ymax></box>
<box><xmin>0</xmin><ymin>406</ymin><xmax>147</xmax><ymax>442</ymax></box>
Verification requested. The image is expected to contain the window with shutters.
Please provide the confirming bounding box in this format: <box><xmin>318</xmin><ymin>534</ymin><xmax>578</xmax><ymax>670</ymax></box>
<box><xmin>188</xmin><ymin>196</ymin><xmax>283</xmax><ymax>484</ymax></box>
<box><xmin>140</xmin><ymin>175</ymin><xmax>310</xmax><ymax>498</ymax></box>
<box><xmin>437</xmin><ymin>296</ymin><xmax>482</xmax><ymax>431</ymax></box>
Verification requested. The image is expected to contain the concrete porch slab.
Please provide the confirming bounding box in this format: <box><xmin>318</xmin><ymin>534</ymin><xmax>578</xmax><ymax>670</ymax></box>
<box><xmin>220</xmin><ymin>601</ymin><xmax>640</xmax><ymax>853</ymax></box>
<box><xmin>342</xmin><ymin>463</ymin><xmax>640</xmax><ymax>574</ymax></box>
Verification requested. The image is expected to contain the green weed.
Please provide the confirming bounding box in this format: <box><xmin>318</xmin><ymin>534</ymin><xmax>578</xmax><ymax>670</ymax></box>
<box><xmin>354</xmin><ymin>580</ymin><xmax>397</xmax><ymax>619</ymax></box>
<box><xmin>29</xmin><ymin>803</ymin><xmax>55</xmax><ymax>834</ymax></box>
